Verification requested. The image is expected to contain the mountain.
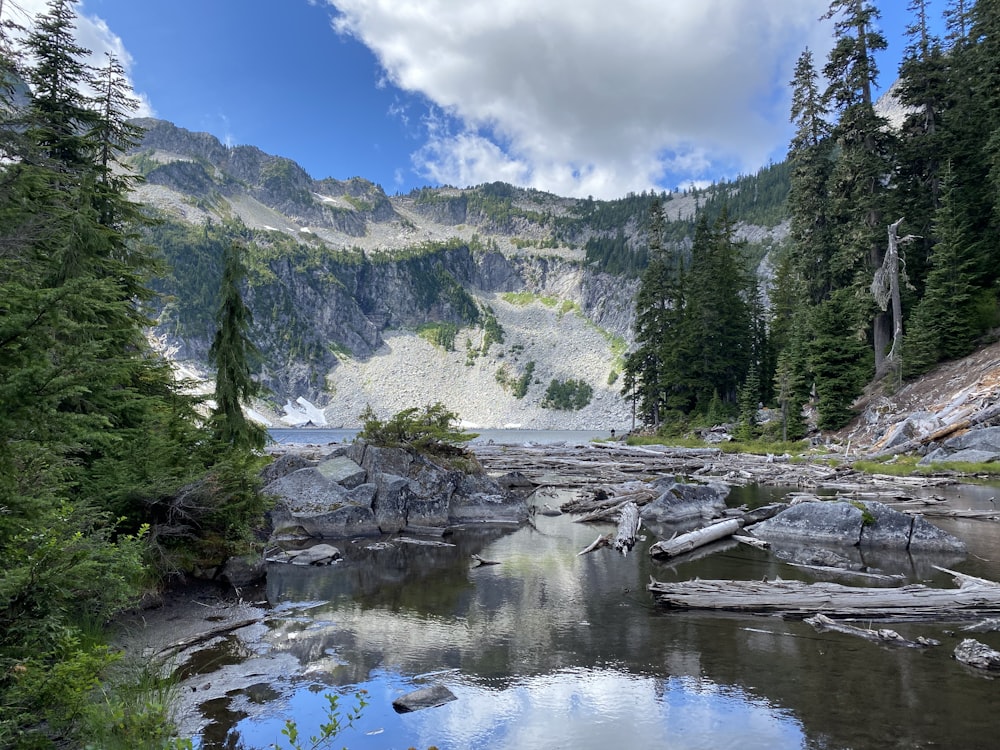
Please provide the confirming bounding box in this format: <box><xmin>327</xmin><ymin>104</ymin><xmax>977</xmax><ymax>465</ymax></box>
<box><xmin>128</xmin><ymin>118</ymin><xmax>789</xmax><ymax>429</ymax></box>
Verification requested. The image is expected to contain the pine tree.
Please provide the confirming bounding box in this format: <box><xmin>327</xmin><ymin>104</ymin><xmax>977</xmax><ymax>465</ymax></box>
<box><xmin>208</xmin><ymin>241</ymin><xmax>267</xmax><ymax>451</ymax></box>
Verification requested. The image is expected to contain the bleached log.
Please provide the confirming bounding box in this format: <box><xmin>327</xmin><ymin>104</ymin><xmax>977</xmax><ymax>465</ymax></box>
<box><xmin>806</xmin><ymin>613</ymin><xmax>939</xmax><ymax>648</ymax></box>
<box><xmin>733</xmin><ymin>534</ymin><xmax>770</xmax><ymax>551</ymax></box>
<box><xmin>648</xmin><ymin>567</ymin><xmax>1000</xmax><ymax>621</ymax></box>
<box><xmin>868</xmin><ymin>401</ymin><xmax>1000</xmax><ymax>458</ymax></box>
<box><xmin>962</xmin><ymin>617</ymin><xmax>1000</xmax><ymax>633</ymax></box>
<box><xmin>649</xmin><ymin>518</ymin><xmax>744</xmax><ymax>560</ymax></box>
<box><xmin>954</xmin><ymin>638</ymin><xmax>1000</xmax><ymax>669</ymax></box>
<box><xmin>613</xmin><ymin>502</ymin><xmax>641</xmax><ymax>555</ymax></box>
<box><xmin>577</xmin><ymin>534</ymin><xmax>611</xmax><ymax>556</ymax></box>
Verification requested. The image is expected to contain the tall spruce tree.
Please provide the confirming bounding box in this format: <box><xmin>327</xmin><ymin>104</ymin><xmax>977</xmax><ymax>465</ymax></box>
<box><xmin>208</xmin><ymin>241</ymin><xmax>266</xmax><ymax>451</ymax></box>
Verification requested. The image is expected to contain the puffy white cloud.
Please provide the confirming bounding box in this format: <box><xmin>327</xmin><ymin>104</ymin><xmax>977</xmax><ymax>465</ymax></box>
<box><xmin>9</xmin><ymin>0</ymin><xmax>153</xmax><ymax>117</ymax></box>
<box><xmin>324</xmin><ymin>0</ymin><xmax>832</xmax><ymax>198</ymax></box>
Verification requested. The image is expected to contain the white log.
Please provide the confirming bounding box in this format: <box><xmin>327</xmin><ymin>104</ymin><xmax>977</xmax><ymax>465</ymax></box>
<box><xmin>649</xmin><ymin>518</ymin><xmax>744</xmax><ymax>559</ymax></box>
<box><xmin>613</xmin><ymin>502</ymin><xmax>641</xmax><ymax>555</ymax></box>
<box><xmin>806</xmin><ymin>613</ymin><xmax>939</xmax><ymax>648</ymax></box>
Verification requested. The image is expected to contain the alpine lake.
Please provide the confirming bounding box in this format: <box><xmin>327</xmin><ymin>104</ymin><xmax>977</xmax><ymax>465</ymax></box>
<box><xmin>138</xmin><ymin>430</ymin><xmax>1000</xmax><ymax>750</ymax></box>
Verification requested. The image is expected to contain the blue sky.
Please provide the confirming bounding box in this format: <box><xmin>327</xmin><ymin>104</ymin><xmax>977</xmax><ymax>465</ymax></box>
<box><xmin>10</xmin><ymin>1</ymin><xmax>938</xmax><ymax>199</ymax></box>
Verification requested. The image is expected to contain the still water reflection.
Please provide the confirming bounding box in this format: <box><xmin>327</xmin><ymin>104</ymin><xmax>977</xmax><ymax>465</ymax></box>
<box><xmin>191</xmin><ymin>486</ymin><xmax>1000</xmax><ymax>750</ymax></box>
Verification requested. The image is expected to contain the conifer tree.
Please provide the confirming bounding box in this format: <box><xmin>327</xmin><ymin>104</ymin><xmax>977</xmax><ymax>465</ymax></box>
<box><xmin>209</xmin><ymin>241</ymin><xmax>267</xmax><ymax>451</ymax></box>
<box><xmin>822</xmin><ymin>0</ymin><xmax>895</xmax><ymax>375</ymax></box>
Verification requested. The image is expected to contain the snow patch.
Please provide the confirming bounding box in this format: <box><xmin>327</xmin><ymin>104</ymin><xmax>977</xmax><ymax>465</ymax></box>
<box><xmin>281</xmin><ymin>397</ymin><xmax>328</xmax><ymax>426</ymax></box>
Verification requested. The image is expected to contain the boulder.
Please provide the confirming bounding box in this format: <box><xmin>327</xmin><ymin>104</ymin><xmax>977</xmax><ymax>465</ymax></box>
<box><xmin>449</xmin><ymin>472</ymin><xmax>527</xmax><ymax>524</ymax></box>
<box><xmin>219</xmin><ymin>553</ymin><xmax>267</xmax><ymax>587</ymax></box>
<box><xmin>266</xmin><ymin>467</ymin><xmax>378</xmax><ymax>538</ymax></box>
<box><xmin>317</xmin><ymin>456</ymin><xmax>367</xmax><ymax>489</ymax></box>
<box><xmin>752</xmin><ymin>501</ymin><xmax>863</xmax><ymax>546</ymax></box>
<box><xmin>290</xmin><ymin>543</ymin><xmax>342</xmax><ymax>566</ymax></box>
<box><xmin>640</xmin><ymin>481</ymin><xmax>730</xmax><ymax>525</ymax></box>
<box><xmin>392</xmin><ymin>684</ymin><xmax>457</xmax><ymax>713</ymax></box>
<box><xmin>943</xmin><ymin>426</ymin><xmax>1000</xmax><ymax>453</ymax></box>
<box><xmin>752</xmin><ymin>500</ymin><xmax>966</xmax><ymax>553</ymax></box>
<box><xmin>260</xmin><ymin>452</ymin><xmax>314</xmax><ymax>484</ymax></box>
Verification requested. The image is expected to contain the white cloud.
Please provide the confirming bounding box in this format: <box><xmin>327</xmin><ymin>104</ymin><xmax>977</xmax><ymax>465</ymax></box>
<box><xmin>324</xmin><ymin>0</ymin><xmax>833</xmax><ymax>198</ymax></box>
<box><xmin>11</xmin><ymin>0</ymin><xmax>154</xmax><ymax>117</ymax></box>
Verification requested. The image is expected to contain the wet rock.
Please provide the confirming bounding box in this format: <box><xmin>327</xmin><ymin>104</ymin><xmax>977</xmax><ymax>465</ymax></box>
<box><xmin>640</xmin><ymin>481</ymin><xmax>729</xmax><ymax>525</ymax></box>
<box><xmin>220</xmin><ymin>554</ymin><xmax>267</xmax><ymax>587</ymax></box>
<box><xmin>752</xmin><ymin>501</ymin><xmax>863</xmax><ymax>546</ymax></box>
<box><xmin>392</xmin><ymin>683</ymin><xmax>457</xmax><ymax>713</ymax></box>
<box><xmin>751</xmin><ymin>500</ymin><xmax>966</xmax><ymax>553</ymax></box>
<box><xmin>289</xmin><ymin>543</ymin><xmax>342</xmax><ymax>565</ymax></box>
<box><xmin>954</xmin><ymin>638</ymin><xmax>1000</xmax><ymax>670</ymax></box>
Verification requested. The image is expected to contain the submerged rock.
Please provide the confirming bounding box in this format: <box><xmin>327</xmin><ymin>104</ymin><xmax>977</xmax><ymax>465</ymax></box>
<box><xmin>392</xmin><ymin>683</ymin><xmax>457</xmax><ymax>713</ymax></box>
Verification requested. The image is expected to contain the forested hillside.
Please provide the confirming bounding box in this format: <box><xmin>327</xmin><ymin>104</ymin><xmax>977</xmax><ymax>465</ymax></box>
<box><xmin>625</xmin><ymin>0</ymin><xmax>1000</xmax><ymax>440</ymax></box>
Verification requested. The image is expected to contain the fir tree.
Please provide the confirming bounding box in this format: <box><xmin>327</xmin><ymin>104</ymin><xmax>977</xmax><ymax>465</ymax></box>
<box><xmin>208</xmin><ymin>241</ymin><xmax>266</xmax><ymax>451</ymax></box>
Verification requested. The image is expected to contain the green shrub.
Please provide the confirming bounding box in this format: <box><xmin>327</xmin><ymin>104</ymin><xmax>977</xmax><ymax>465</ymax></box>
<box><xmin>358</xmin><ymin>403</ymin><xmax>476</xmax><ymax>457</ymax></box>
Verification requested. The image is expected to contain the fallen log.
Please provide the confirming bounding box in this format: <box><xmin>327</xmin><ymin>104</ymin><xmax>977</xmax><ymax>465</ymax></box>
<box><xmin>647</xmin><ymin>567</ymin><xmax>1000</xmax><ymax>621</ymax></box>
<box><xmin>577</xmin><ymin>534</ymin><xmax>611</xmax><ymax>556</ymax></box>
<box><xmin>954</xmin><ymin>638</ymin><xmax>1000</xmax><ymax>669</ymax></box>
<box><xmin>613</xmin><ymin>502</ymin><xmax>641</xmax><ymax>555</ymax></box>
<box><xmin>733</xmin><ymin>534</ymin><xmax>770</xmax><ymax>551</ymax></box>
<box><xmin>805</xmin><ymin>612</ymin><xmax>940</xmax><ymax>648</ymax></box>
<box><xmin>649</xmin><ymin>518</ymin><xmax>744</xmax><ymax>560</ymax></box>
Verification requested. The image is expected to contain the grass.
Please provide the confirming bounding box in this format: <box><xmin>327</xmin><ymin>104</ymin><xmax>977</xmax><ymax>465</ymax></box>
<box><xmin>624</xmin><ymin>434</ymin><xmax>811</xmax><ymax>456</ymax></box>
<box><xmin>852</xmin><ymin>456</ymin><xmax>1000</xmax><ymax>477</ymax></box>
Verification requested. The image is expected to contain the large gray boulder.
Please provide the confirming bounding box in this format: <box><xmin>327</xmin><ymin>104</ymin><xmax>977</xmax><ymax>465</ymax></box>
<box><xmin>265</xmin><ymin>466</ymin><xmax>378</xmax><ymax>538</ymax></box>
<box><xmin>752</xmin><ymin>500</ymin><xmax>966</xmax><ymax>553</ymax></box>
<box><xmin>640</xmin><ymin>481</ymin><xmax>730</xmax><ymax>525</ymax></box>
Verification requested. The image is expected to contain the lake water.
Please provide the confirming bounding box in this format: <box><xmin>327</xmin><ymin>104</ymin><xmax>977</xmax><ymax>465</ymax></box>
<box><xmin>268</xmin><ymin>427</ymin><xmax>615</xmax><ymax>446</ymax></box>
<box><xmin>176</xmin><ymin>474</ymin><xmax>1000</xmax><ymax>750</ymax></box>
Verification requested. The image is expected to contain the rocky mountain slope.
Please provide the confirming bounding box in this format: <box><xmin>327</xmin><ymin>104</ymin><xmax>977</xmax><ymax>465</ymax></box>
<box><xmin>128</xmin><ymin>118</ymin><xmax>787</xmax><ymax>429</ymax></box>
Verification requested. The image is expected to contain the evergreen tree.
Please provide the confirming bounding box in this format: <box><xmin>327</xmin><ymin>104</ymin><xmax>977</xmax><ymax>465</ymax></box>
<box><xmin>823</xmin><ymin>0</ymin><xmax>895</xmax><ymax>373</ymax></box>
<box><xmin>208</xmin><ymin>241</ymin><xmax>267</xmax><ymax>451</ymax></box>
<box><xmin>903</xmin><ymin>165</ymin><xmax>981</xmax><ymax>376</ymax></box>
<box><xmin>787</xmin><ymin>49</ymin><xmax>835</xmax><ymax>305</ymax></box>
<box><xmin>685</xmin><ymin>209</ymin><xmax>750</xmax><ymax>413</ymax></box>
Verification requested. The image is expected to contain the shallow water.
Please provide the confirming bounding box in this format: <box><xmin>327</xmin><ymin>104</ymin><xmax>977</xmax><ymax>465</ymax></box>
<box><xmin>177</xmin><ymin>480</ymin><xmax>1000</xmax><ymax>750</ymax></box>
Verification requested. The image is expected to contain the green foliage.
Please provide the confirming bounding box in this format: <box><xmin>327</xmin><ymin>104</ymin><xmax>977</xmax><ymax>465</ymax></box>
<box><xmin>358</xmin><ymin>403</ymin><xmax>476</xmax><ymax>457</ymax></box>
<box><xmin>541</xmin><ymin>378</ymin><xmax>593</xmax><ymax>410</ymax></box>
<box><xmin>481</xmin><ymin>305</ymin><xmax>505</xmax><ymax>351</ymax></box>
<box><xmin>271</xmin><ymin>691</ymin><xmax>368</xmax><ymax>750</ymax></box>
<box><xmin>495</xmin><ymin>361</ymin><xmax>534</xmax><ymax>399</ymax></box>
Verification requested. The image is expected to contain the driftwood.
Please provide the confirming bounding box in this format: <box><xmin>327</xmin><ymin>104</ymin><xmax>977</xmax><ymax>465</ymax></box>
<box><xmin>806</xmin><ymin>612</ymin><xmax>940</xmax><ymax>648</ymax></box>
<box><xmin>155</xmin><ymin>617</ymin><xmax>262</xmax><ymax>659</ymax></box>
<box><xmin>577</xmin><ymin>534</ymin><xmax>611</xmax><ymax>556</ymax></box>
<box><xmin>649</xmin><ymin>518</ymin><xmax>744</xmax><ymax>560</ymax></box>
<box><xmin>613</xmin><ymin>502</ymin><xmax>641</xmax><ymax>554</ymax></box>
<box><xmin>577</xmin><ymin>502</ymin><xmax>642</xmax><ymax>556</ymax></box>
<box><xmin>648</xmin><ymin>567</ymin><xmax>1000</xmax><ymax>621</ymax></box>
<box><xmin>962</xmin><ymin>617</ymin><xmax>1000</xmax><ymax>633</ymax></box>
<box><xmin>733</xmin><ymin>534</ymin><xmax>770</xmax><ymax>551</ymax></box>
<box><xmin>954</xmin><ymin>638</ymin><xmax>1000</xmax><ymax>669</ymax></box>
<box><xmin>470</xmin><ymin>554</ymin><xmax>500</xmax><ymax>567</ymax></box>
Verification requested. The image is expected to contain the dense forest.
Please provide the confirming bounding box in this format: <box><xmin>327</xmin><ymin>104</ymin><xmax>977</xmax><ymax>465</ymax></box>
<box><xmin>625</xmin><ymin>0</ymin><xmax>1000</xmax><ymax>439</ymax></box>
<box><xmin>0</xmin><ymin>2</ymin><xmax>267</xmax><ymax>747</ymax></box>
